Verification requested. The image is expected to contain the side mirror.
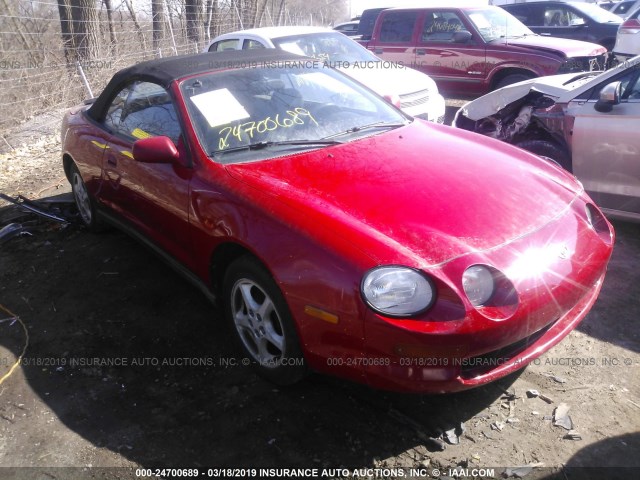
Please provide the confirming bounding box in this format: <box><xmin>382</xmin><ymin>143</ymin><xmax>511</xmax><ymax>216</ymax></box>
<box><xmin>132</xmin><ymin>136</ymin><xmax>180</xmax><ymax>164</ymax></box>
<box><xmin>570</xmin><ymin>18</ymin><xmax>586</xmax><ymax>27</ymax></box>
<box><xmin>594</xmin><ymin>81</ymin><xmax>621</xmax><ymax>113</ymax></box>
<box><xmin>452</xmin><ymin>31</ymin><xmax>472</xmax><ymax>43</ymax></box>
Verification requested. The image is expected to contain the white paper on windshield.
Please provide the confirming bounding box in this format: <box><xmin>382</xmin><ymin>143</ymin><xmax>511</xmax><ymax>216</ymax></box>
<box><xmin>278</xmin><ymin>42</ymin><xmax>307</xmax><ymax>57</ymax></box>
<box><xmin>191</xmin><ymin>88</ymin><xmax>250</xmax><ymax>127</ymax></box>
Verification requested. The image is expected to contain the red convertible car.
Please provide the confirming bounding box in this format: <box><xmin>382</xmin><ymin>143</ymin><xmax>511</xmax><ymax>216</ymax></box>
<box><xmin>62</xmin><ymin>50</ymin><xmax>614</xmax><ymax>393</ymax></box>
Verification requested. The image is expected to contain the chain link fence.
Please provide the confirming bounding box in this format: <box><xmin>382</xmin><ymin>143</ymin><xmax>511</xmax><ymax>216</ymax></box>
<box><xmin>0</xmin><ymin>0</ymin><xmax>341</xmax><ymax>138</ymax></box>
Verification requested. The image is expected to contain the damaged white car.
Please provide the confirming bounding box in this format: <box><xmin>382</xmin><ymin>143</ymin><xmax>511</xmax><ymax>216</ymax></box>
<box><xmin>454</xmin><ymin>55</ymin><xmax>640</xmax><ymax>222</ymax></box>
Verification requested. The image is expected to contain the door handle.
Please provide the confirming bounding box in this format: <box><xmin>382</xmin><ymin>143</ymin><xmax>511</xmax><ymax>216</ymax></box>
<box><xmin>540</xmin><ymin>32</ymin><xmax>551</xmax><ymax>36</ymax></box>
<box><xmin>107</xmin><ymin>154</ymin><xmax>117</xmax><ymax>167</ymax></box>
<box><xmin>416</xmin><ymin>48</ymin><xmax>426</xmax><ymax>55</ymax></box>
<box><xmin>374</xmin><ymin>48</ymin><xmax>384</xmax><ymax>54</ymax></box>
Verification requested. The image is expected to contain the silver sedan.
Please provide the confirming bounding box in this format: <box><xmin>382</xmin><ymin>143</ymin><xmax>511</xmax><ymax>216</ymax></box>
<box><xmin>454</xmin><ymin>55</ymin><xmax>640</xmax><ymax>222</ymax></box>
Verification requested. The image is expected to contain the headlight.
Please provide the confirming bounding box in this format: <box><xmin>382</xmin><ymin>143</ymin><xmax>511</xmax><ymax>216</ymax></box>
<box><xmin>361</xmin><ymin>266</ymin><xmax>435</xmax><ymax>317</ymax></box>
<box><xmin>462</xmin><ymin>265</ymin><xmax>495</xmax><ymax>307</ymax></box>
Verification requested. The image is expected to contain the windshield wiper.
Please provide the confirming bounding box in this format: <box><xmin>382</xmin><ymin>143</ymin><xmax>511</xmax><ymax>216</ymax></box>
<box><xmin>323</xmin><ymin>121</ymin><xmax>407</xmax><ymax>140</ymax></box>
<box><xmin>214</xmin><ymin>139</ymin><xmax>343</xmax><ymax>155</ymax></box>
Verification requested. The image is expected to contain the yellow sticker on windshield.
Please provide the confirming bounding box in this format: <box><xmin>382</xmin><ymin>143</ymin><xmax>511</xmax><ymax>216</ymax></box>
<box><xmin>132</xmin><ymin>128</ymin><xmax>152</xmax><ymax>139</ymax></box>
<box><xmin>216</xmin><ymin>108</ymin><xmax>318</xmax><ymax>151</ymax></box>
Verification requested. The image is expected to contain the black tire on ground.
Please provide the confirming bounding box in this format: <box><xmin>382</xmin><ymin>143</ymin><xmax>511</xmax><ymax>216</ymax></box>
<box><xmin>516</xmin><ymin>139</ymin><xmax>572</xmax><ymax>172</ymax></box>
<box><xmin>601</xmin><ymin>39</ymin><xmax>615</xmax><ymax>52</ymax></box>
<box><xmin>70</xmin><ymin>163</ymin><xmax>104</xmax><ymax>231</ymax></box>
<box><xmin>494</xmin><ymin>73</ymin><xmax>533</xmax><ymax>90</ymax></box>
<box><xmin>223</xmin><ymin>255</ymin><xmax>308</xmax><ymax>386</ymax></box>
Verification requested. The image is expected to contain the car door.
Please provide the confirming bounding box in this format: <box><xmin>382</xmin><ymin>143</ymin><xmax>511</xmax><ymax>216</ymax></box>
<box><xmin>99</xmin><ymin>81</ymin><xmax>194</xmax><ymax>265</ymax></box>
<box><xmin>370</xmin><ymin>10</ymin><xmax>422</xmax><ymax>68</ymax></box>
<box><xmin>536</xmin><ymin>4</ymin><xmax>591</xmax><ymax>42</ymax></box>
<box><xmin>242</xmin><ymin>38</ymin><xmax>267</xmax><ymax>50</ymax></box>
<box><xmin>570</xmin><ymin>67</ymin><xmax>640</xmax><ymax>218</ymax></box>
<box><xmin>415</xmin><ymin>9</ymin><xmax>487</xmax><ymax>95</ymax></box>
<box><xmin>503</xmin><ymin>4</ymin><xmax>543</xmax><ymax>27</ymax></box>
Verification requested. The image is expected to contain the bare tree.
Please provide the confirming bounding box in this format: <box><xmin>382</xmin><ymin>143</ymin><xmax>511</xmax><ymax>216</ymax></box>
<box><xmin>276</xmin><ymin>0</ymin><xmax>285</xmax><ymax>25</ymax></box>
<box><xmin>1</xmin><ymin>0</ymin><xmax>33</xmax><ymax>51</ymax></box>
<box><xmin>123</xmin><ymin>0</ymin><xmax>147</xmax><ymax>51</ymax></box>
<box><xmin>185</xmin><ymin>0</ymin><xmax>203</xmax><ymax>44</ymax></box>
<box><xmin>56</xmin><ymin>0</ymin><xmax>74</xmax><ymax>64</ymax></box>
<box><xmin>204</xmin><ymin>0</ymin><xmax>217</xmax><ymax>40</ymax></box>
<box><xmin>56</xmin><ymin>0</ymin><xmax>99</xmax><ymax>63</ymax></box>
<box><xmin>73</xmin><ymin>0</ymin><xmax>99</xmax><ymax>60</ymax></box>
<box><xmin>103</xmin><ymin>0</ymin><xmax>117</xmax><ymax>52</ymax></box>
<box><xmin>253</xmin><ymin>0</ymin><xmax>268</xmax><ymax>28</ymax></box>
<box><xmin>152</xmin><ymin>0</ymin><xmax>166</xmax><ymax>51</ymax></box>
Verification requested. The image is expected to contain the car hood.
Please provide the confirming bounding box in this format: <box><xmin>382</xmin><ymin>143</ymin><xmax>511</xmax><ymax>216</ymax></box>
<box><xmin>504</xmin><ymin>35</ymin><xmax>605</xmax><ymax>57</ymax></box>
<box><xmin>458</xmin><ymin>71</ymin><xmax>598</xmax><ymax>121</ymax></box>
<box><xmin>224</xmin><ymin>121</ymin><xmax>583</xmax><ymax>267</ymax></box>
<box><xmin>339</xmin><ymin>63</ymin><xmax>438</xmax><ymax>97</ymax></box>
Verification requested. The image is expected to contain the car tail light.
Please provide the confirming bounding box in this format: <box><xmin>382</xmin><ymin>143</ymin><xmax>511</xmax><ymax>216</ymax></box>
<box><xmin>619</xmin><ymin>18</ymin><xmax>640</xmax><ymax>34</ymax></box>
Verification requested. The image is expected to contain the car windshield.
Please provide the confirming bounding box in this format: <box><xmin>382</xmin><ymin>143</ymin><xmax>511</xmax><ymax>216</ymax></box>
<box><xmin>572</xmin><ymin>2</ymin><xmax>622</xmax><ymax>23</ymax></box>
<box><xmin>272</xmin><ymin>32</ymin><xmax>379</xmax><ymax>63</ymax></box>
<box><xmin>466</xmin><ymin>7</ymin><xmax>534</xmax><ymax>42</ymax></box>
<box><xmin>181</xmin><ymin>62</ymin><xmax>408</xmax><ymax>163</ymax></box>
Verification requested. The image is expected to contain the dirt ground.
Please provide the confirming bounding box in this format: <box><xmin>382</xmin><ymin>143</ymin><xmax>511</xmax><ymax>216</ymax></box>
<box><xmin>0</xmin><ymin>109</ymin><xmax>639</xmax><ymax>480</ymax></box>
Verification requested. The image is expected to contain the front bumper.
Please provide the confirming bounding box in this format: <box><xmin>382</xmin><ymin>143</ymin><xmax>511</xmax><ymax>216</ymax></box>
<box><xmin>402</xmin><ymin>91</ymin><xmax>446</xmax><ymax>124</ymax></box>
<box><xmin>362</xmin><ymin>272</ymin><xmax>605</xmax><ymax>393</ymax></box>
<box><xmin>360</xmin><ymin>199</ymin><xmax>614</xmax><ymax>393</ymax></box>
<box><xmin>558</xmin><ymin>54</ymin><xmax>608</xmax><ymax>74</ymax></box>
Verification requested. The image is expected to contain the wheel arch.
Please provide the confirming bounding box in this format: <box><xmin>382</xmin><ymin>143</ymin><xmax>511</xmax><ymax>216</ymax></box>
<box><xmin>489</xmin><ymin>67</ymin><xmax>537</xmax><ymax>91</ymax></box>
<box><xmin>62</xmin><ymin>153</ymin><xmax>75</xmax><ymax>182</ymax></box>
<box><xmin>209</xmin><ymin>242</ymin><xmax>267</xmax><ymax>299</ymax></box>
<box><xmin>515</xmin><ymin>137</ymin><xmax>572</xmax><ymax>172</ymax></box>
<box><xmin>600</xmin><ymin>37</ymin><xmax>616</xmax><ymax>51</ymax></box>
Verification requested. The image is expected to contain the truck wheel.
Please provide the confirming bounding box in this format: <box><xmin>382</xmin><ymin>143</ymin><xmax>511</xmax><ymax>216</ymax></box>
<box><xmin>494</xmin><ymin>73</ymin><xmax>533</xmax><ymax>90</ymax></box>
<box><xmin>516</xmin><ymin>139</ymin><xmax>571</xmax><ymax>172</ymax></box>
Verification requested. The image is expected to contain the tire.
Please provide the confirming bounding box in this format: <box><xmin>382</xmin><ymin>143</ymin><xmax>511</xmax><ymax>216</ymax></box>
<box><xmin>494</xmin><ymin>73</ymin><xmax>533</xmax><ymax>90</ymax></box>
<box><xmin>515</xmin><ymin>139</ymin><xmax>571</xmax><ymax>172</ymax></box>
<box><xmin>70</xmin><ymin>163</ymin><xmax>104</xmax><ymax>231</ymax></box>
<box><xmin>601</xmin><ymin>39</ymin><xmax>615</xmax><ymax>52</ymax></box>
<box><xmin>223</xmin><ymin>256</ymin><xmax>307</xmax><ymax>385</ymax></box>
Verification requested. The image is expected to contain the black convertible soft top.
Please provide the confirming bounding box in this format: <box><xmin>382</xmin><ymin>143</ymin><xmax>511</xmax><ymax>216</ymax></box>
<box><xmin>86</xmin><ymin>49</ymin><xmax>303</xmax><ymax>122</ymax></box>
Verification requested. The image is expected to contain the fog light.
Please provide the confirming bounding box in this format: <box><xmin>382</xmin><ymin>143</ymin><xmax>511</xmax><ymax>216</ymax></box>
<box><xmin>463</xmin><ymin>265</ymin><xmax>495</xmax><ymax>307</ymax></box>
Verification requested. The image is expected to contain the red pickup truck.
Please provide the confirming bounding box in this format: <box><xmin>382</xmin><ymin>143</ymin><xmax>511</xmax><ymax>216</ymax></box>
<box><xmin>359</xmin><ymin>4</ymin><xmax>608</xmax><ymax>96</ymax></box>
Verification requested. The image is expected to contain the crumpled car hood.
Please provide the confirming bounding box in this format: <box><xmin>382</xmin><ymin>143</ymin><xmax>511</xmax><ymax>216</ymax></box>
<box><xmin>459</xmin><ymin>72</ymin><xmax>598</xmax><ymax>121</ymax></box>
<box><xmin>225</xmin><ymin>121</ymin><xmax>583</xmax><ymax>267</ymax></box>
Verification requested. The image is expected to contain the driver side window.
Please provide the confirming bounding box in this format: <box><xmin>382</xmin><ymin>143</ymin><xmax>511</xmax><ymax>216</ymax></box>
<box><xmin>103</xmin><ymin>82</ymin><xmax>181</xmax><ymax>143</ymax></box>
<box><xmin>621</xmin><ymin>72</ymin><xmax>640</xmax><ymax>100</ymax></box>
<box><xmin>590</xmin><ymin>68</ymin><xmax>640</xmax><ymax>102</ymax></box>
<box><xmin>421</xmin><ymin>11</ymin><xmax>468</xmax><ymax>43</ymax></box>
<box><xmin>544</xmin><ymin>7</ymin><xmax>584</xmax><ymax>27</ymax></box>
